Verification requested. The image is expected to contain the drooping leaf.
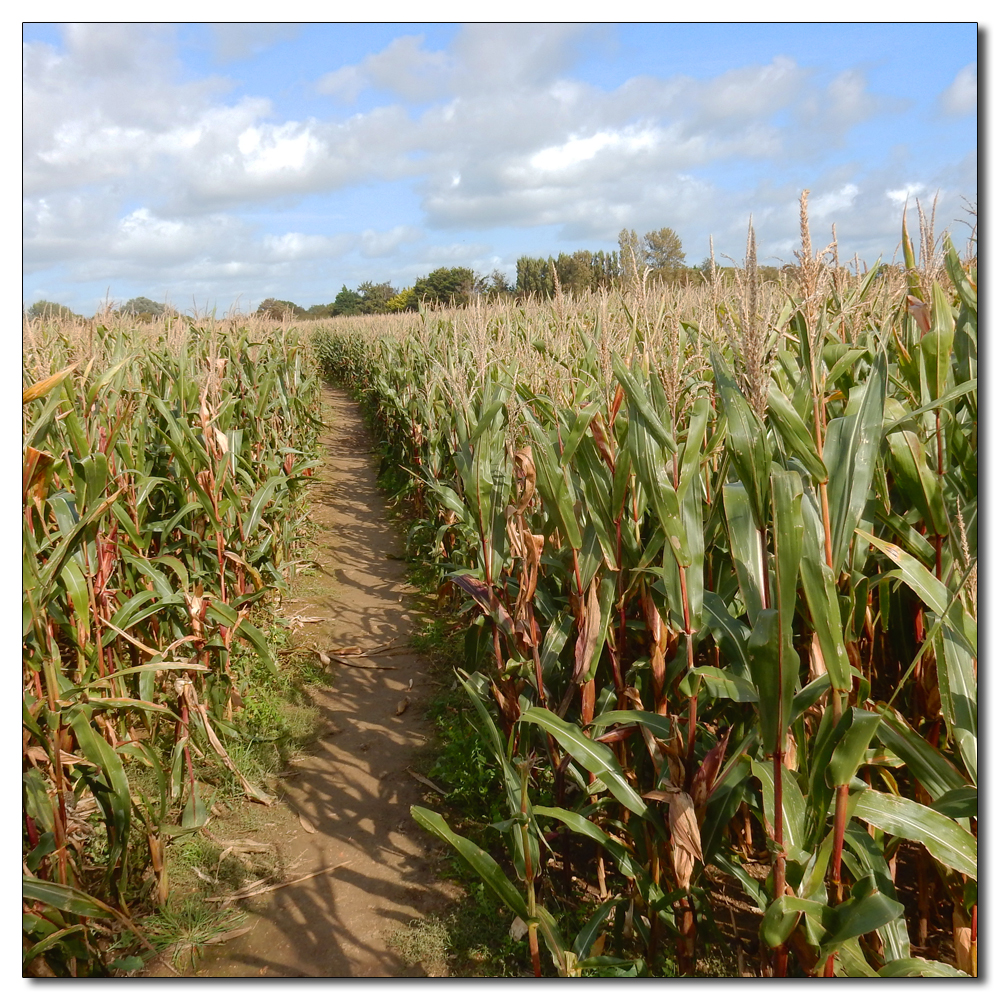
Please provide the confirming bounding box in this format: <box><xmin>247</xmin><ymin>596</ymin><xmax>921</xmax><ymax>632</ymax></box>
<box><xmin>852</xmin><ymin>789</ymin><xmax>977</xmax><ymax>879</ymax></box>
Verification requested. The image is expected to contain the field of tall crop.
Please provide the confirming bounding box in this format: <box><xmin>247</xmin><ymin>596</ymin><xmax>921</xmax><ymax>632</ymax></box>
<box><xmin>312</xmin><ymin>204</ymin><xmax>977</xmax><ymax>977</ymax></box>
<box><xmin>22</xmin><ymin>313</ymin><xmax>322</xmax><ymax>974</ymax></box>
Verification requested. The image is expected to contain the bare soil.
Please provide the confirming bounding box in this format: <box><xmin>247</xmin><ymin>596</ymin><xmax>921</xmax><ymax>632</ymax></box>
<box><xmin>153</xmin><ymin>387</ymin><xmax>458</xmax><ymax>977</ymax></box>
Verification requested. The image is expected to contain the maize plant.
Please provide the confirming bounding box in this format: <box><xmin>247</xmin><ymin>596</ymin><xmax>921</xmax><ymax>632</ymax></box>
<box><xmin>23</xmin><ymin>314</ymin><xmax>321</xmax><ymax>975</ymax></box>
<box><xmin>314</xmin><ymin>197</ymin><xmax>976</xmax><ymax>977</ymax></box>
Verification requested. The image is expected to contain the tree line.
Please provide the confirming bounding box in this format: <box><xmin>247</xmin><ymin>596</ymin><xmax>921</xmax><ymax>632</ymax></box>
<box><xmin>26</xmin><ymin>224</ymin><xmax>862</xmax><ymax>323</ymax></box>
<box><xmin>269</xmin><ymin>225</ymin><xmax>704</xmax><ymax>318</ymax></box>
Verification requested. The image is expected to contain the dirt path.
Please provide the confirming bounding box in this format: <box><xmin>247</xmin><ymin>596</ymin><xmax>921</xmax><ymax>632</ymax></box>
<box><xmin>188</xmin><ymin>386</ymin><xmax>455</xmax><ymax>977</ymax></box>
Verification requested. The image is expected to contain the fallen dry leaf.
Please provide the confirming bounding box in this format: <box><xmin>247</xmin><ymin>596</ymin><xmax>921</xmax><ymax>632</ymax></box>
<box><xmin>297</xmin><ymin>812</ymin><xmax>318</xmax><ymax>834</ymax></box>
<box><xmin>406</xmin><ymin>767</ymin><xmax>447</xmax><ymax>796</ymax></box>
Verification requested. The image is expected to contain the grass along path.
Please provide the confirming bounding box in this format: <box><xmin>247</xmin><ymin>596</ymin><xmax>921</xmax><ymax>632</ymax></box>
<box><xmin>156</xmin><ymin>386</ymin><xmax>459</xmax><ymax>976</ymax></box>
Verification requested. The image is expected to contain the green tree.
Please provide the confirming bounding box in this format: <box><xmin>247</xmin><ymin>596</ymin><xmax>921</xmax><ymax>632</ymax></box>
<box><xmin>413</xmin><ymin>267</ymin><xmax>476</xmax><ymax>308</ymax></box>
<box><xmin>26</xmin><ymin>300</ymin><xmax>78</xmax><ymax>321</ymax></box>
<box><xmin>485</xmin><ymin>269</ymin><xmax>513</xmax><ymax>297</ymax></box>
<box><xmin>122</xmin><ymin>296</ymin><xmax>165</xmax><ymax>317</ymax></box>
<box><xmin>515</xmin><ymin>256</ymin><xmax>555</xmax><ymax>298</ymax></box>
<box><xmin>305</xmin><ymin>303</ymin><xmax>335</xmax><ymax>318</ymax></box>
<box><xmin>591</xmin><ymin>250</ymin><xmax>620</xmax><ymax>289</ymax></box>
<box><xmin>330</xmin><ymin>286</ymin><xmax>364</xmax><ymax>317</ymax></box>
<box><xmin>386</xmin><ymin>287</ymin><xmax>418</xmax><ymax>312</ymax></box>
<box><xmin>256</xmin><ymin>298</ymin><xmax>307</xmax><ymax>320</ymax></box>
<box><xmin>618</xmin><ymin>228</ymin><xmax>644</xmax><ymax>289</ymax></box>
<box><xmin>643</xmin><ymin>227</ymin><xmax>685</xmax><ymax>283</ymax></box>
<box><xmin>554</xmin><ymin>250</ymin><xmax>595</xmax><ymax>295</ymax></box>
<box><xmin>357</xmin><ymin>281</ymin><xmax>398</xmax><ymax>314</ymax></box>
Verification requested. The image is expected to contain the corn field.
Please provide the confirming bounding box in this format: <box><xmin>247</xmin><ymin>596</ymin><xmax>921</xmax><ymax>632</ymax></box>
<box><xmin>22</xmin><ymin>314</ymin><xmax>321</xmax><ymax>974</ymax></box>
<box><xmin>312</xmin><ymin>203</ymin><xmax>977</xmax><ymax>977</ymax></box>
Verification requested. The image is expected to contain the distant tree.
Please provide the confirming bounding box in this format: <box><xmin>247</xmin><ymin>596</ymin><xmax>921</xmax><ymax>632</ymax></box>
<box><xmin>305</xmin><ymin>303</ymin><xmax>335</xmax><ymax>318</ymax></box>
<box><xmin>484</xmin><ymin>269</ymin><xmax>513</xmax><ymax>298</ymax></box>
<box><xmin>122</xmin><ymin>296</ymin><xmax>165</xmax><ymax>316</ymax></box>
<box><xmin>257</xmin><ymin>298</ymin><xmax>307</xmax><ymax>320</ymax></box>
<box><xmin>618</xmin><ymin>228</ymin><xmax>644</xmax><ymax>290</ymax></box>
<box><xmin>591</xmin><ymin>250</ymin><xmax>620</xmax><ymax>289</ymax></box>
<box><xmin>554</xmin><ymin>250</ymin><xmax>595</xmax><ymax>296</ymax></box>
<box><xmin>386</xmin><ymin>287</ymin><xmax>418</xmax><ymax>312</ymax></box>
<box><xmin>330</xmin><ymin>286</ymin><xmax>364</xmax><ymax>317</ymax></box>
<box><xmin>413</xmin><ymin>267</ymin><xmax>476</xmax><ymax>308</ymax></box>
<box><xmin>26</xmin><ymin>300</ymin><xmax>78</xmax><ymax>321</ymax></box>
<box><xmin>643</xmin><ymin>227</ymin><xmax>685</xmax><ymax>283</ymax></box>
<box><xmin>357</xmin><ymin>281</ymin><xmax>398</xmax><ymax>314</ymax></box>
<box><xmin>516</xmin><ymin>256</ymin><xmax>555</xmax><ymax>298</ymax></box>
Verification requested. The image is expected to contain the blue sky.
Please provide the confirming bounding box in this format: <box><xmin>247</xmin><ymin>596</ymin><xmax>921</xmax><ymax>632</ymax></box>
<box><xmin>22</xmin><ymin>22</ymin><xmax>978</xmax><ymax>316</ymax></box>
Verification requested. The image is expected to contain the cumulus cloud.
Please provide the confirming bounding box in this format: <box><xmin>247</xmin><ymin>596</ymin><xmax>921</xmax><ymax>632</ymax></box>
<box><xmin>22</xmin><ymin>22</ymin><xmax>976</xmax><ymax>313</ymax></box>
<box><xmin>318</xmin><ymin>35</ymin><xmax>451</xmax><ymax>104</ymax></box>
<box><xmin>209</xmin><ymin>23</ymin><xmax>300</xmax><ymax>63</ymax></box>
<box><xmin>939</xmin><ymin>64</ymin><xmax>976</xmax><ymax>117</ymax></box>
<box><xmin>360</xmin><ymin>226</ymin><xmax>422</xmax><ymax>257</ymax></box>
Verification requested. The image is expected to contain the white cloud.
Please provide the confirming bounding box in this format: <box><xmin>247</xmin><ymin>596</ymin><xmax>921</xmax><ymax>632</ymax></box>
<box><xmin>886</xmin><ymin>183</ymin><xmax>926</xmax><ymax>207</ymax></box>
<box><xmin>209</xmin><ymin>23</ymin><xmax>300</xmax><ymax>63</ymax></box>
<box><xmin>21</xmin><ymin>23</ymin><xmax>976</xmax><ymax>313</ymax></box>
<box><xmin>360</xmin><ymin>226</ymin><xmax>422</xmax><ymax>258</ymax></box>
<box><xmin>811</xmin><ymin>184</ymin><xmax>860</xmax><ymax>218</ymax></box>
<box><xmin>531</xmin><ymin>128</ymin><xmax>658</xmax><ymax>172</ymax></box>
<box><xmin>940</xmin><ymin>64</ymin><xmax>977</xmax><ymax>117</ymax></box>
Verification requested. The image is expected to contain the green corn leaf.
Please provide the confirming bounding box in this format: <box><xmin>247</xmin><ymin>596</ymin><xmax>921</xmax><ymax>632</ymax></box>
<box><xmin>207</xmin><ymin>599</ymin><xmax>277</xmax><ymax>675</ymax></box>
<box><xmin>611</xmin><ymin>354</ymin><xmax>675</xmax><ymax>452</ymax></box>
<box><xmin>932</xmin><ymin>619</ymin><xmax>977</xmax><ymax>781</ymax></box>
<box><xmin>852</xmin><ymin>789</ymin><xmax>977</xmax><ymax>879</ymax></box>
<box><xmin>760</xmin><ymin>895</ymin><xmax>830</xmax><ymax>949</ymax></box>
<box><xmin>771</xmin><ymin>469</ymin><xmax>803</xmax><ymax>640</ymax></box>
<box><xmin>528</xmin><ymin>420</ymin><xmax>583</xmax><ymax>550</ymax></box>
<box><xmin>790</xmin><ymin>674</ymin><xmax>831</xmax><ymax>723</ymax></box>
<box><xmin>767</xmin><ymin>385</ymin><xmax>827</xmax><ymax>482</ymax></box>
<box><xmin>700</xmin><ymin>755</ymin><xmax>753</xmax><ymax>863</ymax></box>
<box><xmin>522</xmin><ymin>708</ymin><xmax>652</xmax><ymax>821</ymax></box>
<box><xmin>930</xmin><ymin>786</ymin><xmax>977</xmax><ymax>820</ymax></box>
<box><xmin>819</xmin><ymin>889</ymin><xmax>906</xmax><ymax>963</ymax></box>
<box><xmin>920</xmin><ymin>283</ymin><xmax>955</xmax><ymax>403</ymax></box>
<box><xmin>879</xmin><ymin>958</ymin><xmax>970</xmax><ymax>977</ymax></box>
<box><xmin>747</xmin><ymin>609</ymin><xmax>796</xmax><ymax>754</ymax></box>
<box><xmin>702</xmin><ymin>591</ymin><xmax>752</xmax><ymax>679</ymax></box>
<box><xmin>841</xmin><ymin>826</ymin><xmax>910</xmax><ymax>961</ymax></box>
<box><xmin>722</xmin><ymin>483</ymin><xmax>765</xmax><ymax>626</ymax></box>
<box><xmin>942</xmin><ymin>235</ymin><xmax>976</xmax><ymax>312</ymax></box>
<box><xmin>875</xmin><ymin>713</ymin><xmax>966</xmax><ymax>801</ymax></box>
<box><xmin>827</xmin><ymin>708</ymin><xmax>882</xmax><ymax>787</ymax></box>
<box><xmin>690</xmin><ymin>666</ymin><xmax>758</xmax><ymax>703</ymax></box>
<box><xmin>22</xmin><ymin>877</ymin><xmax>116</xmax><ymax>920</ymax></box>
<box><xmin>751</xmin><ymin>760</ymin><xmax>806</xmax><ymax>859</ymax></box>
<box><xmin>823</xmin><ymin>351</ymin><xmax>886</xmax><ymax>573</ymax></box>
<box><xmin>880</xmin><ymin>379</ymin><xmax>977</xmax><ymax>435</ymax></box>
<box><xmin>825</xmin><ymin>348</ymin><xmax>869</xmax><ymax>387</ymax></box>
<box><xmin>457</xmin><ymin>672</ymin><xmax>539</xmax><ymax>881</ymax></box>
<box><xmin>589</xmin><ymin>709</ymin><xmax>673</xmax><ymax>744</ymax></box>
<box><xmin>712</xmin><ymin>352</ymin><xmax>770</xmax><ymax>527</ymax></box>
<box><xmin>67</xmin><ymin>710</ymin><xmax>131</xmax><ymax>891</ymax></box>
<box><xmin>244</xmin><ymin>475</ymin><xmax>285</xmax><ymax>537</ymax></box>
<box><xmin>572</xmin><ymin>898</ymin><xmax>622</xmax><ymax>963</ymax></box>
<box><xmin>858</xmin><ymin>529</ymin><xmax>976</xmax><ymax>657</ymax></box>
<box><xmin>534</xmin><ymin>806</ymin><xmax>648</xmax><ymax>887</ymax></box>
<box><xmin>886</xmin><ymin>430</ymin><xmax>948</xmax><ymax>536</ymax></box>
<box><xmin>560</xmin><ymin>401</ymin><xmax>602</xmax><ymax>467</ymax></box>
<box><xmin>411</xmin><ymin>806</ymin><xmax>528</xmax><ymax>921</ymax></box>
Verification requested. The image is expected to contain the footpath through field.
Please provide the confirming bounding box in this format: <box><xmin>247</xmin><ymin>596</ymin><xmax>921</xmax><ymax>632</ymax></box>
<box><xmin>183</xmin><ymin>386</ymin><xmax>454</xmax><ymax>976</ymax></box>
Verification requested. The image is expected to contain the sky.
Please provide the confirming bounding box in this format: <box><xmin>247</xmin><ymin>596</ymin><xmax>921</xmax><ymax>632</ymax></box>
<box><xmin>22</xmin><ymin>21</ymin><xmax>978</xmax><ymax>316</ymax></box>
